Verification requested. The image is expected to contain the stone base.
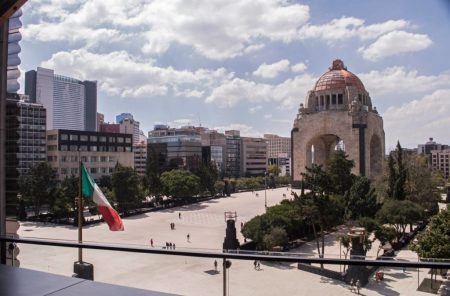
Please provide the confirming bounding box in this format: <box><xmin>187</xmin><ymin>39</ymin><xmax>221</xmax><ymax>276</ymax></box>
<box><xmin>73</xmin><ymin>261</ymin><xmax>94</xmax><ymax>280</ymax></box>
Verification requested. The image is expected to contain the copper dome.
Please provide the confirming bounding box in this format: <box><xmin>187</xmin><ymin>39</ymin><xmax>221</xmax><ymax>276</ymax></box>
<box><xmin>314</xmin><ymin>59</ymin><xmax>365</xmax><ymax>92</ymax></box>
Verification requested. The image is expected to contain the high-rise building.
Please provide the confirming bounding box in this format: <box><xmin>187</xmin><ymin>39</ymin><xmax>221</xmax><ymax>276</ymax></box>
<box><xmin>46</xmin><ymin>129</ymin><xmax>133</xmax><ymax>180</ymax></box>
<box><xmin>7</xmin><ymin>9</ymin><xmax>22</xmax><ymax>93</ymax></box>
<box><xmin>147</xmin><ymin>125</ymin><xmax>202</xmax><ymax>172</ymax></box>
<box><xmin>431</xmin><ymin>149</ymin><xmax>450</xmax><ymax>179</ymax></box>
<box><xmin>264</xmin><ymin>134</ymin><xmax>291</xmax><ymax>176</ymax></box>
<box><xmin>96</xmin><ymin>112</ymin><xmax>104</xmax><ymax>131</ymax></box>
<box><xmin>25</xmin><ymin>67</ymin><xmax>97</xmax><ymax>131</ymax></box>
<box><xmin>201</xmin><ymin>130</ymin><xmax>227</xmax><ymax>175</ymax></box>
<box><xmin>418</xmin><ymin>138</ymin><xmax>448</xmax><ymax>165</ymax></box>
<box><xmin>241</xmin><ymin>137</ymin><xmax>267</xmax><ymax>176</ymax></box>
<box><xmin>116</xmin><ymin>113</ymin><xmax>140</xmax><ymax>144</ymax></box>
<box><xmin>134</xmin><ymin>141</ymin><xmax>147</xmax><ymax>176</ymax></box>
<box><xmin>225</xmin><ymin>130</ymin><xmax>241</xmax><ymax>178</ymax></box>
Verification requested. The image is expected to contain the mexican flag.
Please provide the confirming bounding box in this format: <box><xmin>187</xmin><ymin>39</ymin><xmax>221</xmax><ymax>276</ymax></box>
<box><xmin>81</xmin><ymin>164</ymin><xmax>124</xmax><ymax>231</ymax></box>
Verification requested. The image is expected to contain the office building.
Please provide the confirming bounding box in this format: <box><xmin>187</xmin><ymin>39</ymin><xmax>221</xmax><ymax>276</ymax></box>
<box><xmin>46</xmin><ymin>129</ymin><xmax>133</xmax><ymax>180</ymax></box>
<box><xmin>241</xmin><ymin>136</ymin><xmax>267</xmax><ymax>176</ymax></box>
<box><xmin>431</xmin><ymin>149</ymin><xmax>450</xmax><ymax>179</ymax></box>
<box><xmin>264</xmin><ymin>134</ymin><xmax>291</xmax><ymax>176</ymax></box>
<box><xmin>418</xmin><ymin>138</ymin><xmax>448</xmax><ymax>165</ymax></box>
<box><xmin>7</xmin><ymin>8</ymin><xmax>22</xmax><ymax>93</ymax></box>
<box><xmin>201</xmin><ymin>129</ymin><xmax>227</xmax><ymax>175</ymax></box>
<box><xmin>134</xmin><ymin>141</ymin><xmax>147</xmax><ymax>176</ymax></box>
<box><xmin>225</xmin><ymin>130</ymin><xmax>241</xmax><ymax>178</ymax></box>
<box><xmin>25</xmin><ymin>67</ymin><xmax>97</xmax><ymax>131</ymax></box>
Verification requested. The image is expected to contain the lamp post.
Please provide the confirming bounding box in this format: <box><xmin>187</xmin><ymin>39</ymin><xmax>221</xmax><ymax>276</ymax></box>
<box><xmin>264</xmin><ymin>171</ymin><xmax>267</xmax><ymax>209</ymax></box>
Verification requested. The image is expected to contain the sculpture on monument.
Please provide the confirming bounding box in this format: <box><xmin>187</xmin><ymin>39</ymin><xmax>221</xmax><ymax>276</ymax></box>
<box><xmin>291</xmin><ymin>59</ymin><xmax>385</xmax><ymax>180</ymax></box>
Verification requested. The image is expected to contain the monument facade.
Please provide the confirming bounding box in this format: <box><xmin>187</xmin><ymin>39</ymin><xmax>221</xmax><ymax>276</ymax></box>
<box><xmin>291</xmin><ymin>59</ymin><xmax>385</xmax><ymax>180</ymax></box>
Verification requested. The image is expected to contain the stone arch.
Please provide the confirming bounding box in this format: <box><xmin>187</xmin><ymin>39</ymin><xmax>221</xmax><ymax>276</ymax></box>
<box><xmin>369</xmin><ymin>134</ymin><xmax>382</xmax><ymax>178</ymax></box>
<box><xmin>306</xmin><ymin>134</ymin><xmax>344</xmax><ymax>168</ymax></box>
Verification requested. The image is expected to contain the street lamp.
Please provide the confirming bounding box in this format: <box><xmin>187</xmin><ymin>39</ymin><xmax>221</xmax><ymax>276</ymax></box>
<box><xmin>264</xmin><ymin>171</ymin><xmax>267</xmax><ymax>209</ymax></box>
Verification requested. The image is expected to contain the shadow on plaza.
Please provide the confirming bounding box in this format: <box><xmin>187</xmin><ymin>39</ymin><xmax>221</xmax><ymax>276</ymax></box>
<box><xmin>20</xmin><ymin>221</ymin><xmax>104</xmax><ymax>230</ymax></box>
<box><xmin>204</xmin><ymin>269</ymin><xmax>220</xmax><ymax>275</ymax></box>
<box><xmin>320</xmin><ymin>276</ymin><xmax>400</xmax><ymax>296</ymax></box>
<box><xmin>261</xmin><ymin>261</ymin><xmax>296</xmax><ymax>270</ymax></box>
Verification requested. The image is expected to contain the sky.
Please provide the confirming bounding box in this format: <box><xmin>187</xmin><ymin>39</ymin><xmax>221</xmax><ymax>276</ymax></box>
<box><xmin>18</xmin><ymin>0</ymin><xmax>450</xmax><ymax>151</ymax></box>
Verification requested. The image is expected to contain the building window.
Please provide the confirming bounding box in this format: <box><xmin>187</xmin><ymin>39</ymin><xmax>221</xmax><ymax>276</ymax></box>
<box><xmin>100</xmin><ymin>156</ymin><xmax>107</xmax><ymax>162</ymax></box>
<box><xmin>117</xmin><ymin>137</ymin><xmax>124</xmax><ymax>143</ymax></box>
<box><xmin>60</xmin><ymin>134</ymin><xmax>68</xmax><ymax>140</ymax></box>
<box><xmin>47</xmin><ymin>134</ymin><xmax>57</xmax><ymax>141</ymax></box>
<box><xmin>61</xmin><ymin>168</ymin><xmax>68</xmax><ymax>175</ymax></box>
<box><xmin>338</xmin><ymin>94</ymin><xmax>343</xmax><ymax>104</ymax></box>
<box><xmin>125</xmin><ymin>146</ymin><xmax>131</xmax><ymax>152</ymax></box>
<box><xmin>109</xmin><ymin>156</ymin><xmax>115</xmax><ymax>162</ymax></box>
<box><xmin>90</xmin><ymin>168</ymin><xmax>98</xmax><ymax>174</ymax></box>
<box><xmin>70</xmin><ymin>145</ymin><xmax>78</xmax><ymax>151</ymax></box>
<box><xmin>70</xmin><ymin>134</ymin><xmax>78</xmax><ymax>141</ymax></box>
<box><xmin>71</xmin><ymin>168</ymin><xmax>78</xmax><ymax>175</ymax></box>
<box><xmin>331</xmin><ymin>94</ymin><xmax>336</xmax><ymax>105</ymax></box>
<box><xmin>47</xmin><ymin>145</ymin><xmax>57</xmax><ymax>151</ymax></box>
<box><xmin>81</xmin><ymin>156</ymin><xmax>87</xmax><ymax>162</ymax></box>
<box><xmin>90</xmin><ymin>156</ymin><xmax>97</xmax><ymax>162</ymax></box>
<box><xmin>90</xmin><ymin>146</ymin><xmax>98</xmax><ymax>152</ymax></box>
<box><xmin>108</xmin><ymin>146</ymin><xmax>115</xmax><ymax>152</ymax></box>
<box><xmin>61</xmin><ymin>145</ymin><xmax>68</xmax><ymax>151</ymax></box>
<box><xmin>109</xmin><ymin>168</ymin><xmax>113</xmax><ymax>173</ymax></box>
<box><xmin>99</xmin><ymin>136</ymin><xmax>106</xmax><ymax>142</ymax></box>
<box><xmin>80</xmin><ymin>146</ymin><xmax>88</xmax><ymax>151</ymax></box>
<box><xmin>71</xmin><ymin>156</ymin><xmax>78</xmax><ymax>162</ymax></box>
<box><xmin>125</xmin><ymin>138</ymin><xmax>131</xmax><ymax>143</ymax></box>
<box><xmin>117</xmin><ymin>146</ymin><xmax>124</xmax><ymax>152</ymax></box>
<box><xmin>61</xmin><ymin>156</ymin><xmax>67</xmax><ymax>162</ymax></box>
<box><xmin>101</xmin><ymin>167</ymin><xmax>107</xmax><ymax>174</ymax></box>
<box><xmin>90</xmin><ymin>135</ymin><xmax>98</xmax><ymax>142</ymax></box>
<box><xmin>109</xmin><ymin>137</ymin><xmax>116</xmax><ymax>143</ymax></box>
<box><xmin>80</xmin><ymin>135</ymin><xmax>88</xmax><ymax>141</ymax></box>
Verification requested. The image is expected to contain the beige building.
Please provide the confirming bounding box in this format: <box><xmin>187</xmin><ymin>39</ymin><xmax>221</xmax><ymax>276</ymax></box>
<box><xmin>134</xmin><ymin>141</ymin><xmax>147</xmax><ymax>176</ymax></box>
<box><xmin>47</xmin><ymin>129</ymin><xmax>134</xmax><ymax>180</ymax></box>
<box><xmin>264</xmin><ymin>134</ymin><xmax>291</xmax><ymax>158</ymax></box>
<box><xmin>292</xmin><ymin>59</ymin><xmax>385</xmax><ymax>181</ymax></box>
<box><xmin>241</xmin><ymin>137</ymin><xmax>267</xmax><ymax>176</ymax></box>
<box><xmin>431</xmin><ymin>149</ymin><xmax>450</xmax><ymax>179</ymax></box>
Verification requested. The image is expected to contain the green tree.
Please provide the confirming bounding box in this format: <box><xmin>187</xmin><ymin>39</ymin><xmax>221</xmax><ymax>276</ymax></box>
<box><xmin>387</xmin><ymin>141</ymin><xmax>407</xmax><ymax>200</ymax></box>
<box><xmin>241</xmin><ymin>215</ymin><xmax>271</xmax><ymax>248</ymax></box>
<box><xmin>411</xmin><ymin>207</ymin><xmax>450</xmax><ymax>258</ymax></box>
<box><xmin>51</xmin><ymin>176</ymin><xmax>77</xmax><ymax>219</ymax></box>
<box><xmin>326</xmin><ymin>150</ymin><xmax>355</xmax><ymax>195</ymax></box>
<box><xmin>160</xmin><ymin>169</ymin><xmax>200</xmax><ymax>199</ymax></box>
<box><xmin>112</xmin><ymin>164</ymin><xmax>144</xmax><ymax>213</ymax></box>
<box><xmin>214</xmin><ymin>180</ymin><xmax>225</xmax><ymax>194</ymax></box>
<box><xmin>345</xmin><ymin>176</ymin><xmax>379</xmax><ymax>220</ymax></box>
<box><xmin>145</xmin><ymin>145</ymin><xmax>165</xmax><ymax>197</ymax></box>
<box><xmin>376</xmin><ymin>200</ymin><xmax>423</xmax><ymax>241</ymax></box>
<box><xmin>18</xmin><ymin>162</ymin><xmax>58</xmax><ymax>217</ymax></box>
<box><xmin>374</xmin><ymin>226</ymin><xmax>397</xmax><ymax>256</ymax></box>
<box><xmin>263</xmin><ymin>227</ymin><xmax>289</xmax><ymax>250</ymax></box>
<box><xmin>195</xmin><ymin>162</ymin><xmax>218</xmax><ymax>195</ymax></box>
<box><xmin>268</xmin><ymin>164</ymin><xmax>281</xmax><ymax>176</ymax></box>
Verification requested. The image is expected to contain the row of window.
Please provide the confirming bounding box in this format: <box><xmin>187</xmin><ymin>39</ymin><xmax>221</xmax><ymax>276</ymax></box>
<box><xmin>48</xmin><ymin>155</ymin><xmax>116</xmax><ymax>163</ymax></box>
<box><xmin>59</xmin><ymin>167</ymin><xmax>114</xmax><ymax>175</ymax></box>
<box><xmin>59</xmin><ymin>133</ymin><xmax>131</xmax><ymax>143</ymax></box>
<box><xmin>58</xmin><ymin>145</ymin><xmax>132</xmax><ymax>152</ymax></box>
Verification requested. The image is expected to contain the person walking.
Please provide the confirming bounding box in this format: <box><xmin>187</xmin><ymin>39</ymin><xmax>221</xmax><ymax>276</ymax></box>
<box><xmin>253</xmin><ymin>260</ymin><xmax>257</xmax><ymax>270</ymax></box>
<box><xmin>187</xmin><ymin>233</ymin><xmax>190</xmax><ymax>242</ymax></box>
<box><xmin>150</xmin><ymin>238</ymin><xmax>153</xmax><ymax>247</ymax></box>
<box><xmin>173</xmin><ymin>243</ymin><xmax>176</xmax><ymax>250</ymax></box>
<box><xmin>179</xmin><ymin>212</ymin><xmax>181</xmax><ymax>219</ymax></box>
<box><xmin>355</xmin><ymin>279</ymin><xmax>361</xmax><ymax>295</ymax></box>
<box><xmin>214</xmin><ymin>260</ymin><xmax>218</xmax><ymax>271</ymax></box>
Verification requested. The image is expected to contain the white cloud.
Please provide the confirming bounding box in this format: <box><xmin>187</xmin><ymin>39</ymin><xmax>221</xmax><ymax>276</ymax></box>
<box><xmin>358</xmin><ymin>31</ymin><xmax>432</xmax><ymax>61</ymax></box>
<box><xmin>249</xmin><ymin>105</ymin><xmax>263</xmax><ymax>114</ymax></box>
<box><xmin>263</xmin><ymin>114</ymin><xmax>273</xmax><ymax>119</ymax></box>
<box><xmin>206</xmin><ymin>74</ymin><xmax>316</xmax><ymax>108</ymax></box>
<box><xmin>214</xmin><ymin>123</ymin><xmax>262</xmax><ymax>137</ymax></box>
<box><xmin>168</xmin><ymin>118</ymin><xmax>193</xmax><ymax>127</ymax></box>
<box><xmin>253</xmin><ymin>59</ymin><xmax>290</xmax><ymax>78</ymax></box>
<box><xmin>41</xmin><ymin>49</ymin><xmax>232</xmax><ymax>98</ymax></box>
<box><xmin>298</xmin><ymin>17</ymin><xmax>409</xmax><ymax>42</ymax></box>
<box><xmin>291</xmin><ymin>62</ymin><xmax>307</xmax><ymax>73</ymax></box>
<box><xmin>384</xmin><ymin>89</ymin><xmax>450</xmax><ymax>148</ymax></box>
<box><xmin>358</xmin><ymin>67</ymin><xmax>450</xmax><ymax>97</ymax></box>
<box><xmin>25</xmin><ymin>0</ymin><xmax>310</xmax><ymax>60</ymax></box>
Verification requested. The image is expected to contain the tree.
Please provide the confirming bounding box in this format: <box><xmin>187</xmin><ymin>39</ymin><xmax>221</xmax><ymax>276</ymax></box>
<box><xmin>112</xmin><ymin>164</ymin><xmax>144</xmax><ymax>213</ymax></box>
<box><xmin>376</xmin><ymin>200</ymin><xmax>423</xmax><ymax>241</ymax></box>
<box><xmin>51</xmin><ymin>176</ymin><xmax>77</xmax><ymax>219</ymax></box>
<box><xmin>268</xmin><ymin>164</ymin><xmax>281</xmax><ymax>176</ymax></box>
<box><xmin>345</xmin><ymin>176</ymin><xmax>379</xmax><ymax>220</ymax></box>
<box><xmin>145</xmin><ymin>145</ymin><xmax>165</xmax><ymax>197</ymax></box>
<box><xmin>160</xmin><ymin>169</ymin><xmax>200</xmax><ymax>199</ymax></box>
<box><xmin>374</xmin><ymin>226</ymin><xmax>397</xmax><ymax>256</ymax></box>
<box><xmin>387</xmin><ymin>142</ymin><xmax>407</xmax><ymax>200</ymax></box>
<box><xmin>195</xmin><ymin>162</ymin><xmax>218</xmax><ymax>195</ymax></box>
<box><xmin>263</xmin><ymin>227</ymin><xmax>289</xmax><ymax>250</ymax></box>
<box><xmin>326</xmin><ymin>150</ymin><xmax>355</xmax><ymax>196</ymax></box>
<box><xmin>241</xmin><ymin>215</ymin><xmax>271</xmax><ymax>248</ymax></box>
<box><xmin>18</xmin><ymin>162</ymin><xmax>58</xmax><ymax>217</ymax></box>
<box><xmin>214</xmin><ymin>180</ymin><xmax>225</xmax><ymax>194</ymax></box>
<box><xmin>411</xmin><ymin>207</ymin><xmax>450</xmax><ymax>258</ymax></box>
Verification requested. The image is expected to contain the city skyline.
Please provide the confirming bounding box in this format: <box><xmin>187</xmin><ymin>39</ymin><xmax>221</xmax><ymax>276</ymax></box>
<box><xmin>18</xmin><ymin>0</ymin><xmax>450</xmax><ymax>150</ymax></box>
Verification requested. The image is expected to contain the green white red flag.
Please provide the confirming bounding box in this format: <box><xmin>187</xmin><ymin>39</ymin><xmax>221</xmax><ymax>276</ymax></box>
<box><xmin>81</xmin><ymin>164</ymin><xmax>124</xmax><ymax>231</ymax></box>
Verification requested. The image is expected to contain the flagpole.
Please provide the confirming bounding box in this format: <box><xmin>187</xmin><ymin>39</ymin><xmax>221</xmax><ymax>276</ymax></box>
<box><xmin>78</xmin><ymin>151</ymin><xmax>83</xmax><ymax>263</ymax></box>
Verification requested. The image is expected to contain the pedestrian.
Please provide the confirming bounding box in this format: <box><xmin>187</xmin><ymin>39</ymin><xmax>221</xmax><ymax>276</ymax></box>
<box><xmin>253</xmin><ymin>260</ymin><xmax>257</xmax><ymax>270</ymax></box>
<box><xmin>179</xmin><ymin>212</ymin><xmax>181</xmax><ymax>219</ymax></box>
<box><xmin>150</xmin><ymin>238</ymin><xmax>153</xmax><ymax>247</ymax></box>
<box><xmin>241</xmin><ymin>222</ymin><xmax>243</xmax><ymax>228</ymax></box>
<box><xmin>355</xmin><ymin>279</ymin><xmax>361</xmax><ymax>295</ymax></box>
<box><xmin>166</xmin><ymin>242</ymin><xmax>169</xmax><ymax>249</ymax></box>
<box><xmin>256</xmin><ymin>261</ymin><xmax>260</xmax><ymax>270</ymax></box>
<box><xmin>169</xmin><ymin>242</ymin><xmax>172</xmax><ymax>249</ymax></box>
<box><xmin>214</xmin><ymin>260</ymin><xmax>218</xmax><ymax>271</ymax></box>
<box><xmin>403</xmin><ymin>266</ymin><xmax>406</xmax><ymax>273</ymax></box>
<box><xmin>187</xmin><ymin>233</ymin><xmax>190</xmax><ymax>242</ymax></box>
<box><xmin>173</xmin><ymin>243</ymin><xmax>176</xmax><ymax>250</ymax></box>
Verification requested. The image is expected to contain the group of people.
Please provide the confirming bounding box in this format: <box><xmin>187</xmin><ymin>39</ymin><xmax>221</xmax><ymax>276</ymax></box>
<box><xmin>253</xmin><ymin>260</ymin><xmax>261</xmax><ymax>270</ymax></box>
<box><xmin>165</xmin><ymin>242</ymin><xmax>176</xmax><ymax>250</ymax></box>
<box><xmin>170</xmin><ymin>222</ymin><xmax>176</xmax><ymax>230</ymax></box>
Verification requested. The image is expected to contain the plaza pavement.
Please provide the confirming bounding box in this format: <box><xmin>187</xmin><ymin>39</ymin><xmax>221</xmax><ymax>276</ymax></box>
<box><xmin>17</xmin><ymin>187</ymin><xmax>432</xmax><ymax>295</ymax></box>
